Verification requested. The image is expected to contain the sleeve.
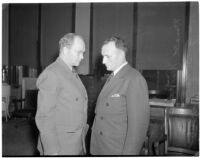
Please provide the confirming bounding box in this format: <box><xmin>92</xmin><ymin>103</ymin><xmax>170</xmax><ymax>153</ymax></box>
<box><xmin>35</xmin><ymin>70</ymin><xmax>59</xmax><ymax>155</ymax></box>
<box><xmin>122</xmin><ymin>76</ymin><xmax>150</xmax><ymax>155</ymax></box>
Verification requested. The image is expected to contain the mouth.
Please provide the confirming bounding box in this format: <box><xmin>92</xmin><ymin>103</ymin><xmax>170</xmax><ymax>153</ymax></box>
<box><xmin>105</xmin><ymin>65</ymin><xmax>110</xmax><ymax>69</ymax></box>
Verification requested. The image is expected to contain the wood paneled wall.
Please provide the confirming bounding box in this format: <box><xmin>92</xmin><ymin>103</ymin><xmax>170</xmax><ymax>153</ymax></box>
<box><xmin>75</xmin><ymin>3</ymin><xmax>91</xmax><ymax>75</ymax></box>
<box><xmin>2</xmin><ymin>4</ymin><xmax>9</xmax><ymax>66</ymax></box>
<box><xmin>9</xmin><ymin>4</ymin><xmax>74</xmax><ymax>70</ymax></box>
<box><xmin>40</xmin><ymin>4</ymin><xmax>74</xmax><ymax>69</ymax></box>
<box><xmin>10</xmin><ymin>4</ymin><xmax>39</xmax><ymax>68</ymax></box>
<box><xmin>92</xmin><ymin>3</ymin><xmax>135</xmax><ymax>74</ymax></box>
<box><xmin>136</xmin><ymin>2</ymin><xmax>186</xmax><ymax>70</ymax></box>
<box><xmin>186</xmin><ymin>2</ymin><xmax>199</xmax><ymax>103</ymax></box>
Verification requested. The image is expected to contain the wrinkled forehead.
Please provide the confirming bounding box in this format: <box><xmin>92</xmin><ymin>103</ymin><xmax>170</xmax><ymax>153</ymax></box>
<box><xmin>72</xmin><ymin>36</ymin><xmax>85</xmax><ymax>51</ymax></box>
<box><xmin>101</xmin><ymin>41</ymin><xmax>116</xmax><ymax>55</ymax></box>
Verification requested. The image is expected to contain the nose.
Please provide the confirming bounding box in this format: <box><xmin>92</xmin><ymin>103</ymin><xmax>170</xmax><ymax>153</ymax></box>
<box><xmin>80</xmin><ymin>53</ymin><xmax>84</xmax><ymax>60</ymax></box>
<box><xmin>102</xmin><ymin>57</ymin><xmax>106</xmax><ymax>64</ymax></box>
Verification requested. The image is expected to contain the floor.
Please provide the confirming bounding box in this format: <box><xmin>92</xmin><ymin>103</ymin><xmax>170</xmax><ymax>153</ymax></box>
<box><xmin>2</xmin><ymin>118</ymin><xmax>39</xmax><ymax>156</ymax></box>
<box><xmin>3</xmin><ymin>117</ymin><xmax>197</xmax><ymax>156</ymax></box>
<box><xmin>2</xmin><ymin>117</ymin><xmax>92</xmax><ymax>156</ymax></box>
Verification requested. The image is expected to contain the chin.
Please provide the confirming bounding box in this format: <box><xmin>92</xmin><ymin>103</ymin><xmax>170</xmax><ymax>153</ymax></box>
<box><xmin>106</xmin><ymin>67</ymin><xmax>111</xmax><ymax>71</ymax></box>
<box><xmin>75</xmin><ymin>62</ymin><xmax>80</xmax><ymax>66</ymax></box>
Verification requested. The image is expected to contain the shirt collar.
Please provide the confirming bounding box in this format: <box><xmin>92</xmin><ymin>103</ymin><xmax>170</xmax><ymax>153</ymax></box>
<box><xmin>113</xmin><ymin>61</ymin><xmax>128</xmax><ymax>76</ymax></box>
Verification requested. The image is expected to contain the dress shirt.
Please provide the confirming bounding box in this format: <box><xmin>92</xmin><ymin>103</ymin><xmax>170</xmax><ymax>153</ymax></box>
<box><xmin>113</xmin><ymin>61</ymin><xmax>128</xmax><ymax>76</ymax></box>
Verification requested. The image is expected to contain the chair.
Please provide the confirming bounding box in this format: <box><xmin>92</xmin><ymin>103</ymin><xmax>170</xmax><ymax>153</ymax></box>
<box><xmin>140</xmin><ymin>129</ymin><xmax>150</xmax><ymax>155</ymax></box>
<box><xmin>149</xmin><ymin>89</ymin><xmax>170</xmax><ymax>99</ymax></box>
<box><xmin>2</xmin><ymin>83</ymin><xmax>11</xmax><ymax>121</ymax></box>
<box><xmin>153</xmin><ymin>107</ymin><xmax>199</xmax><ymax>156</ymax></box>
<box><xmin>12</xmin><ymin>77</ymin><xmax>38</xmax><ymax>125</ymax></box>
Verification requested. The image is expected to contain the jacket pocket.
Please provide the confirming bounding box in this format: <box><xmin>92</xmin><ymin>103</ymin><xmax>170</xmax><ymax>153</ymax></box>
<box><xmin>106</xmin><ymin>96</ymin><xmax>126</xmax><ymax>114</ymax></box>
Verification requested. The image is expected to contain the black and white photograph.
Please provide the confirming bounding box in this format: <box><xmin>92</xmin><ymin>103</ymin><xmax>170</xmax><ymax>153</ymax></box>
<box><xmin>1</xmin><ymin>0</ymin><xmax>199</xmax><ymax>156</ymax></box>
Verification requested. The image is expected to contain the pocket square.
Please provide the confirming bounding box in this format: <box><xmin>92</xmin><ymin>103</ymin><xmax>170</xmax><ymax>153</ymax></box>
<box><xmin>111</xmin><ymin>93</ymin><xmax>120</xmax><ymax>97</ymax></box>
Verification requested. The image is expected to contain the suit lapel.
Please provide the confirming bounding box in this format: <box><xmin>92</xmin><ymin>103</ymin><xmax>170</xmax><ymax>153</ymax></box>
<box><xmin>56</xmin><ymin>57</ymin><xmax>87</xmax><ymax>98</ymax></box>
<box><xmin>98</xmin><ymin>64</ymin><xmax>131</xmax><ymax>102</ymax></box>
<box><xmin>73</xmin><ymin>72</ymin><xmax>87</xmax><ymax>97</ymax></box>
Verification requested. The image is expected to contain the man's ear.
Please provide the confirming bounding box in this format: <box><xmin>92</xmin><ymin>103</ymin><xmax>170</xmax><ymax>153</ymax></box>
<box><xmin>63</xmin><ymin>46</ymin><xmax>69</xmax><ymax>54</ymax></box>
<box><xmin>119</xmin><ymin>50</ymin><xmax>126</xmax><ymax>61</ymax></box>
<box><xmin>118</xmin><ymin>49</ymin><xmax>124</xmax><ymax>57</ymax></box>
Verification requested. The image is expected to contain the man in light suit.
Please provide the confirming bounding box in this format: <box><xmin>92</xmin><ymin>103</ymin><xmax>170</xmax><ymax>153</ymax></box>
<box><xmin>35</xmin><ymin>33</ymin><xmax>88</xmax><ymax>155</ymax></box>
<box><xmin>90</xmin><ymin>37</ymin><xmax>150</xmax><ymax>155</ymax></box>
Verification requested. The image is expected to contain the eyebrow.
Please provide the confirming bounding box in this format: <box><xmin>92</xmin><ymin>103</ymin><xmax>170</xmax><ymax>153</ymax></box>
<box><xmin>103</xmin><ymin>54</ymin><xmax>110</xmax><ymax>57</ymax></box>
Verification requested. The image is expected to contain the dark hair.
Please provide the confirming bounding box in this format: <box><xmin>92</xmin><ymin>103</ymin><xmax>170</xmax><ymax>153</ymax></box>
<box><xmin>103</xmin><ymin>36</ymin><xmax>128</xmax><ymax>53</ymax></box>
<box><xmin>59</xmin><ymin>33</ymin><xmax>83</xmax><ymax>50</ymax></box>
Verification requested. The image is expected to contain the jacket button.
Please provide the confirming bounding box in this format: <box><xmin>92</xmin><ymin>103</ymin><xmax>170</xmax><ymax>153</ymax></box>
<box><xmin>100</xmin><ymin>116</ymin><xmax>103</xmax><ymax>120</ymax></box>
<box><xmin>106</xmin><ymin>102</ymin><xmax>109</xmax><ymax>106</ymax></box>
<box><xmin>99</xmin><ymin>131</ymin><xmax>103</xmax><ymax>135</ymax></box>
<box><xmin>76</xmin><ymin>98</ymin><xmax>78</xmax><ymax>101</ymax></box>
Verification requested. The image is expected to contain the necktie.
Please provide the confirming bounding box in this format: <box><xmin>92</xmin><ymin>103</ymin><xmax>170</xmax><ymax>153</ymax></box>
<box><xmin>106</xmin><ymin>72</ymin><xmax>114</xmax><ymax>84</ymax></box>
<box><xmin>72</xmin><ymin>68</ymin><xmax>78</xmax><ymax>78</ymax></box>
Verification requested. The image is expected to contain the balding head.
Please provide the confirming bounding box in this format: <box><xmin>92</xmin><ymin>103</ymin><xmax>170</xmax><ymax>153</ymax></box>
<box><xmin>59</xmin><ymin>33</ymin><xmax>85</xmax><ymax>68</ymax></box>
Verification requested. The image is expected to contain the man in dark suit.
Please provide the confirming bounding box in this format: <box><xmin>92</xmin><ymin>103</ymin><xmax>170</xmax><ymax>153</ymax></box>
<box><xmin>90</xmin><ymin>36</ymin><xmax>150</xmax><ymax>155</ymax></box>
<box><xmin>35</xmin><ymin>33</ymin><xmax>88</xmax><ymax>155</ymax></box>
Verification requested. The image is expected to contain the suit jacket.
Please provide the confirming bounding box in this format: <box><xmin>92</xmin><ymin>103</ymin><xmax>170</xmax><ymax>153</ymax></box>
<box><xmin>90</xmin><ymin>64</ymin><xmax>150</xmax><ymax>155</ymax></box>
<box><xmin>35</xmin><ymin>57</ymin><xmax>88</xmax><ymax>155</ymax></box>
